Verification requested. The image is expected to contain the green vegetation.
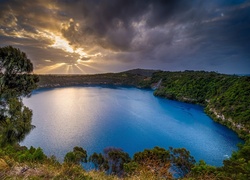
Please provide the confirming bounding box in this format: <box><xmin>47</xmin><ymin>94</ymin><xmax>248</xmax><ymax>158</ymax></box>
<box><xmin>38</xmin><ymin>69</ymin><xmax>250</xmax><ymax>140</ymax></box>
<box><xmin>139</xmin><ymin>70</ymin><xmax>250</xmax><ymax>179</ymax></box>
<box><xmin>37</xmin><ymin>68</ymin><xmax>157</xmax><ymax>88</ymax></box>
<box><xmin>0</xmin><ymin>144</ymin><xmax>90</xmax><ymax>179</ymax></box>
<box><xmin>186</xmin><ymin>135</ymin><xmax>250</xmax><ymax>179</ymax></box>
<box><xmin>0</xmin><ymin>46</ymin><xmax>39</xmax><ymax>146</ymax></box>
<box><xmin>1</xmin><ymin>142</ymin><xmax>250</xmax><ymax>179</ymax></box>
<box><xmin>131</xmin><ymin>146</ymin><xmax>196</xmax><ymax>178</ymax></box>
<box><xmin>148</xmin><ymin>70</ymin><xmax>250</xmax><ymax>139</ymax></box>
<box><xmin>37</xmin><ymin>69</ymin><xmax>250</xmax><ymax>140</ymax></box>
<box><xmin>1</xmin><ymin>47</ymin><xmax>250</xmax><ymax>179</ymax></box>
<box><xmin>64</xmin><ymin>146</ymin><xmax>88</xmax><ymax>164</ymax></box>
<box><xmin>0</xmin><ymin>145</ymin><xmax>196</xmax><ymax>179</ymax></box>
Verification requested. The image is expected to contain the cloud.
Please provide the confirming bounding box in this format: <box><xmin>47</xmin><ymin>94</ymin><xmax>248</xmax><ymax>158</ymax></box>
<box><xmin>0</xmin><ymin>0</ymin><xmax>250</xmax><ymax>74</ymax></box>
<box><xmin>58</xmin><ymin>0</ymin><xmax>200</xmax><ymax>52</ymax></box>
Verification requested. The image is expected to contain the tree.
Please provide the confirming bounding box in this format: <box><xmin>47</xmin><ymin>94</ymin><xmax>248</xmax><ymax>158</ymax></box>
<box><xmin>221</xmin><ymin>136</ymin><xmax>250</xmax><ymax>179</ymax></box>
<box><xmin>132</xmin><ymin>146</ymin><xmax>195</xmax><ymax>178</ymax></box>
<box><xmin>0</xmin><ymin>46</ymin><xmax>38</xmax><ymax>98</ymax></box>
<box><xmin>0</xmin><ymin>46</ymin><xmax>39</xmax><ymax>146</ymax></box>
<box><xmin>64</xmin><ymin>146</ymin><xmax>88</xmax><ymax>164</ymax></box>
<box><xmin>0</xmin><ymin>98</ymin><xmax>35</xmax><ymax>146</ymax></box>
<box><xmin>89</xmin><ymin>152</ymin><xmax>108</xmax><ymax>171</ymax></box>
<box><xmin>169</xmin><ymin>147</ymin><xmax>196</xmax><ymax>177</ymax></box>
<box><xmin>133</xmin><ymin>146</ymin><xmax>172</xmax><ymax>178</ymax></box>
<box><xmin>103</xmin><ymin>147</ymin><xmax>131</xmax><ymax>176</ymax></box>
<box><xmin>189</xmin><ymin>160</ymin><xmax>217</xmax><ymax>178</ymax></box>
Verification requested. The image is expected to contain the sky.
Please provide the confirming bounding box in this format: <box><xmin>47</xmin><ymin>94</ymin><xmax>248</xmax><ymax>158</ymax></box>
<box><xmin>0</xmin><ymin>0</ymin><xmax>250</xmax><ymax>74</ymax></box>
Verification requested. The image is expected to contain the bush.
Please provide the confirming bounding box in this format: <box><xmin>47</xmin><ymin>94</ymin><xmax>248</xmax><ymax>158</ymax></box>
<box><xmin>64</xmin><ymin>146</ymin><xmax>87</xmax><ymax>165</ymax></box>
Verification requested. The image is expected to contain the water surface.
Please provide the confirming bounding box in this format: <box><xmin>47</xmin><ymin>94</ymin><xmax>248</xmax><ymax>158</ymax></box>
<box><xmin>21</xmin><ymin>86</ymin><xmax>242</xmax><ymax>166</ymax></box>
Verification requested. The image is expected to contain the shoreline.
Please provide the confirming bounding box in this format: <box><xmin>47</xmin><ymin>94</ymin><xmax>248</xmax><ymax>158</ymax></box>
<box><xmin>33</xmin><ymin>84</ymin><xmax>244</xmax><ymax>142</ymax></box>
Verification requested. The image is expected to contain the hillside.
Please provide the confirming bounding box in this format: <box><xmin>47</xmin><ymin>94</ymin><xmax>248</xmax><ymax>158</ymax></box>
<box><xmin>145</xmin><ymin>70</ymin><xmax>250</xmax><ymax>139</ymax></box>
<box><xmin>37</xmin><ymin>69</ymin><xmax>250</xmax><ymax>139</ymax></box>
<box><xmin>1</xmin><ymin>69</ymin><xmax>250</xmax><ymax>179</ymax></box>
<box><xmin>37</xmin><ymin>70</ymin><xmax>154</xmax><ymax>88</ymax></box>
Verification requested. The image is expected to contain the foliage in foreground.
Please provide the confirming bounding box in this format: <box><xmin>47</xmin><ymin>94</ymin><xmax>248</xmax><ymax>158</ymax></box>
<box><xmin>1</xmin><ymin>46</ymin><xmax>249</xmax><ymax>179</ymax></box>
<box><xmin>185</xmin><ymin>135</ymin><xmax>250</xmax><ymax>180</ymax></box>
<box><xmin>0</xmin><ymin>46</ymin><xmax>39</xmax><ymax>146</ymax></box>
<box><xmin>1</xmin><ymin>139</ymin><xmax>250</xmax><ymax>179</ymax></box>
<box><xmin>0</xmin><ymin>144</ymin><xmax>91</xmax><ymax>179</ymax></box>
<box><xmin>63</xmin><ymin>137</ymin><xmax>250</xmax><ymax>179</ymax></box>
<box><xmin>0</xmin><ymin>145</ymin><xmax>196</xmax><ymax>179</ymax></box>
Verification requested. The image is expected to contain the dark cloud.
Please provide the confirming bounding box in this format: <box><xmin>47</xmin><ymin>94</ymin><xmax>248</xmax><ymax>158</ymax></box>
<box><xmin>59</xmin><ymin>0</ymin><xmax>200</xmax><ymax>51</ymax></box>
<box><xmin>0</xmin><ymin>0</ymin><xmax>250</xmax><ymax>74</ymax></box>
<box><xmin>61</xmin><ymin>19</ymin><xmax>81</xmax><ymax>47</ymax></box>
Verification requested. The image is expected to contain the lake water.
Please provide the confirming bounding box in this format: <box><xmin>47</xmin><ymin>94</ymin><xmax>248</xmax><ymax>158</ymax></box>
<box><xmin>21</xmin><ymin>86</ymin><xmax>242</xmax><ymax>166</ymax></box>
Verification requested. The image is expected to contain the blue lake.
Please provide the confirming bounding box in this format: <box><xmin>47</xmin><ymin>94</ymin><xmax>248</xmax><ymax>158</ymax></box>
<box><xmin>21</xmin><ymin>86</ymin><xmax>242</xmax><ymax>166</ymax></box>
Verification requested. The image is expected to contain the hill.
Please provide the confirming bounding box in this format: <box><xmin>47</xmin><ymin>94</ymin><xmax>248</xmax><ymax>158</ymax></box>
<box><xmin>37</xmin><ymin>69</ymin><xmax>250</xmax><ymax>139</ymax></box>
<box><xmin>37</xmin><ymin>69</ymin><xmax>155</xmax><ymax>88</ymax></box>
<box><xmin>148</xmin><ymin>70</ymin><xmax>250</xmax><ymax>139</ymax></box>
<box><xmin>1</xmin><ymin>69</ymin><xmax>250</xmax><ymax>179</ymax></box>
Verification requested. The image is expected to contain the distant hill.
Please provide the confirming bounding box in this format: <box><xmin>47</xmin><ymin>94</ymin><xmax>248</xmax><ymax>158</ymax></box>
<box><xmin>1</xmin><ymin>69</ymin><xmax>249</xmax><ymax>179</ymax></box>
<box><xmin>37</xmin><ymin>69</ymin><xmax>250</xmax><ymax>139</ymax></box>
<box><xmin>37</xmin><ymin>69</ymin><xmax>154</xmax><ymax>88</ymax></box>
<box><xmin>122</xmin><ymin>68</ymin><xmax>160</xmax><ymax>77</ymax></box>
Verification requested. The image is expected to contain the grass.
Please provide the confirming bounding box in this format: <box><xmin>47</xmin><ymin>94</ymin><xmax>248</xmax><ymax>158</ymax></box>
<box><xmin>0</xmin><ymin>155</ymin><xmax>172</xmax><ymax>180</ymax></box>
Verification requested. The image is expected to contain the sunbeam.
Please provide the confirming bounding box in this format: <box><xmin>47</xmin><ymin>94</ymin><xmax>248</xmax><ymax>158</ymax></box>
<box><xmin>74</xmin><ymin>64</ymin><xmax>86</xmax><ymax>73</ymax></box>
<box><xmin>35</xmin><ymin>63</ymin><xmax>66</xmax><ymax>74</ymax></box>
<box><xmin>77</xmin><ymin>62</ymin><xmax>103</xmax><ymax>72</ymax></box>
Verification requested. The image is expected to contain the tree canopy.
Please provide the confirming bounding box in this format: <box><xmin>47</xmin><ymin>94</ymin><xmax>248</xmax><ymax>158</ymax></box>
<box><xmin>0</xmin><ymin>46</ymin><xmax>39</xmax><ymax>146</ymax></box>
<box><xmin>149</xmin><ymin>70</ymin><xmax>250</xmax><ymax>139</ymax></box>
<box><xmin>64</xmin><ymin>146</ymin><xmax>88</xmax><ymax>164</ymax></box>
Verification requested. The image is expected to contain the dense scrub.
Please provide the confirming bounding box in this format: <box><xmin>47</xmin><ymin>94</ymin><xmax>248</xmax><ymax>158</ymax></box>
<box><xmin>38</xmin><ymin>72</ymin><xmax>151</xmax><ymax>88</ymax></box>
<box><xmin>148</xmin><ymin>71</ymin><xmax>250</xmax><ymax>139</ymax></box>
<box><xmin>1</xmin><ymin>46</ymin><xmax>249</xmax><ymax>180</ymax></box>
<box><xmin>0</xmin><ymin>145</ymin><xmax>196</xmax><ymax>179</ymax></box>
<box><xmin>1</xmin><ymin>140</ymin><xmax>250</xmax><ymax>179</ymax></box>
<box><xmin>186</xmin><ymin>135</ymin><xmax>250</xmax><ymax>179</ymax></box>
<box><xmin>0</xmin><ymin>144</ymin><xmax>90</xmax><ymax>179</ymax></box>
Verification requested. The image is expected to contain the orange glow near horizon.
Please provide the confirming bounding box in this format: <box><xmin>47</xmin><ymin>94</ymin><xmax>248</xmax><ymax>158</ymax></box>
<box><xmin>31</xmin><ymin>28</ymin><xmax>105</xmax><ymax>74</ymax></box>
<box><xmin>35</xmin><ymin>60</ymin><xmax>105</xmax><ymax>74</ymax></box>
<box><xmin>35</xmin><ymin>63</ymin><xmax>66</xmax><ymax>74</ymax></box>
<box><xmin>37</xmin><ymin>30</ymin><xmax>92</xmax><ymax>62</ymax></box>
<box><xmin>77</xmin><ymin>61</ymin><xmax>103</xmax><ymax>73</ymax></box>
<box><xmin>0</xmin><ymin>12</ymin><xmax>103</xmax><ymax>74</ymax></box>
<box><xmin>74</xmin><ymin>64</ymin><xmax>86</xmax><ymax>73</ymax></box>
<box><xmin>50</xmin><ymin>35</ymin><xmax>74</xmax><ymax>53</ymax></box>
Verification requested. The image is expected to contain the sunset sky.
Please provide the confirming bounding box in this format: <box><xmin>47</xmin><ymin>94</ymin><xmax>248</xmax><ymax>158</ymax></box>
<box><xmin>0</xmin><ymin>0</ymin><xmax>250</xmax><ymax>74</ymax></box>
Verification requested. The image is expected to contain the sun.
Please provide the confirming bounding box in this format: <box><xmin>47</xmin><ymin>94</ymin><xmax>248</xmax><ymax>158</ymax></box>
<box><xmin>37</xmin><ymin>30</ymin><xmax>82</xmax><ymax>55</ymax></box>
<box><xmin>50</xmin><ymin>35</ymin><xmax>74</xmax><ymax>53</ymax></box>
<box><xmin>34</xmin><ymin>29</ymin><xmax>104</xmax><ymax>73</ymax></box>
<box><xmin>42</xmin><ymin>31</ymin><xmax>86</xmax><ymax>54</ymax></box>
